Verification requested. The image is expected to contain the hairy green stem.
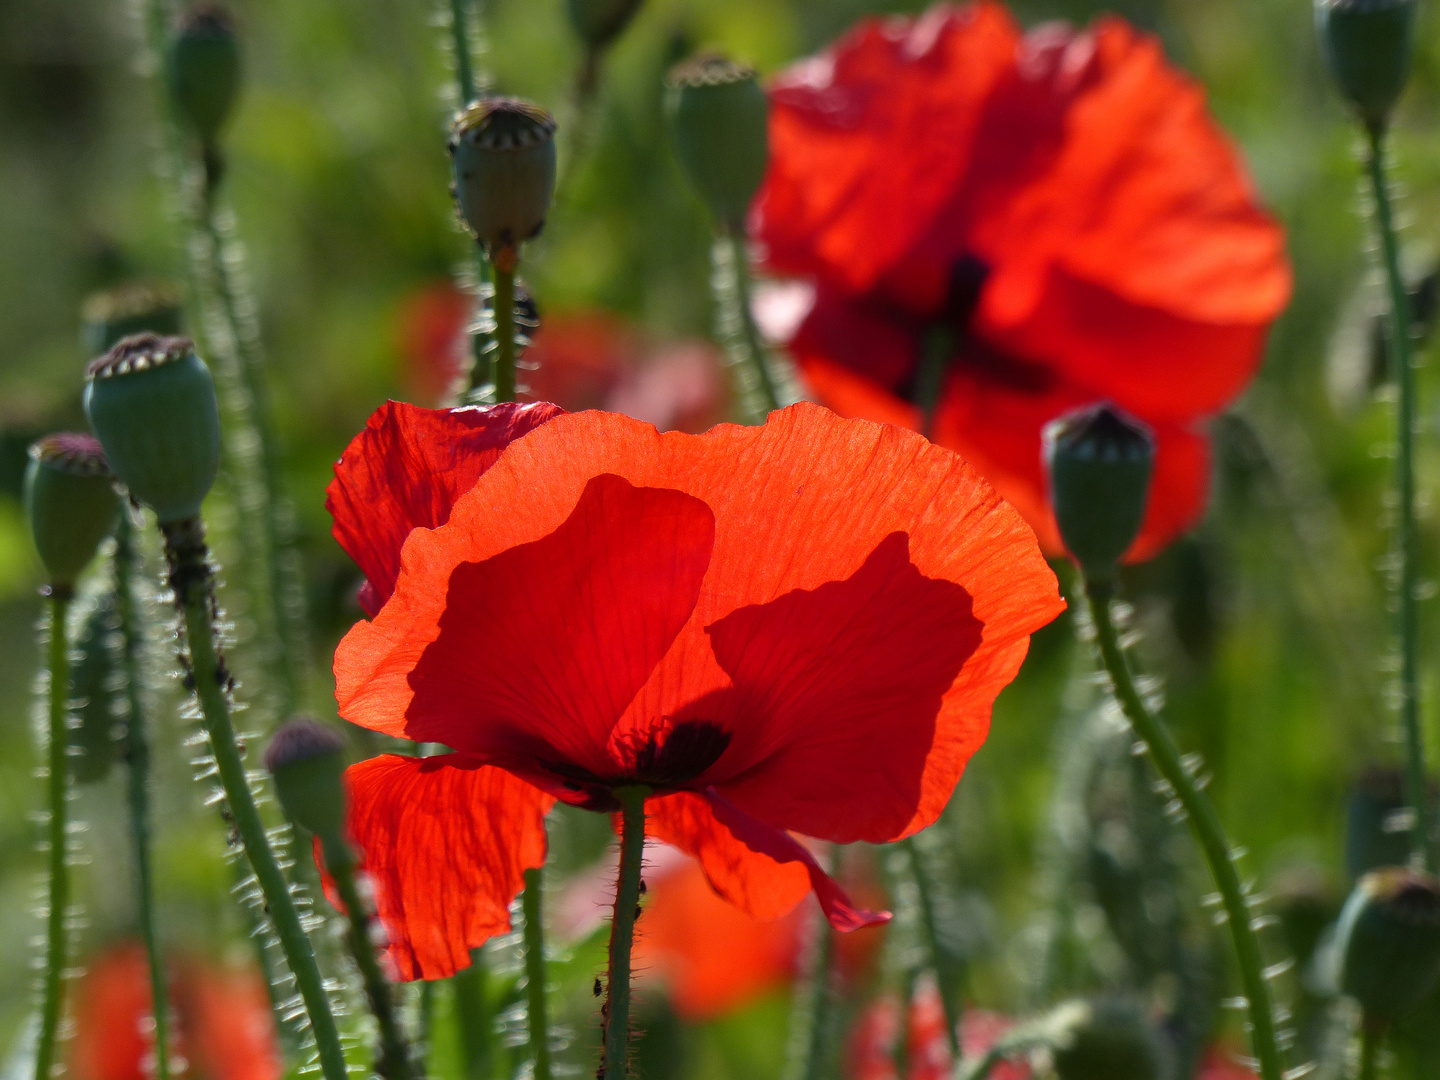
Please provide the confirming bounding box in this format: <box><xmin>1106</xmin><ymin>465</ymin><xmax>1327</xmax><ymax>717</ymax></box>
<box><xmin>329</xmin><ymin>850</ymin><xmax>412</xmax><ymax>1080</ymax></box>
<box><xmin>1084</xmin><ymin>579</ymin><xmax>1282</xmax><ymax>1080</ymax></box>
<box><xmin>712</xmin><ymin>232</ymin><xmax>782</xmax><ymax>424</ymax></box>
<box><xmin>782</xmin><ymin>846</ymin><xmax>838</xmax><ymax>1080</ymax></box>
<box><xmin>493</xmin><ymin>262</ymin><xmax>518</xmax><ymax>405</ymax></box>
<box><xmin>36</xmin><ymin>591</ymin><xmax>73</xmax><ymax>1080</ymax></box>
<box><xmin>1366</xmin><ymin>128</ymin><xmax>1431</xmax><ymax>872</ymax></box>
<box><xmin>522</xmin><ymin>867</ymin><xmax>552</xmax><ymax>1080</ymax></box>
<box><xmin>603</xmin><ymin>787</ymin><xmax>648</xmax><ymax>1080</ymax></box>
<box><xmin>900</xmin><ymin>835</ymin><xmax>962</xmax><ymax>1057</ymax></box>
<box><xmin>115</xmin><ymin>514</ymin><xmax>171</xmax><ymax>1080</ymax></box>
<box><xmin>162</xmin><ymin>517</ymin><xmax>346</xmax><ymax>1080</ymax></box>
<box><xmin>449</xmin><ymin>0</ymin><xmax>477</xmax><ymax>105</ymax></box>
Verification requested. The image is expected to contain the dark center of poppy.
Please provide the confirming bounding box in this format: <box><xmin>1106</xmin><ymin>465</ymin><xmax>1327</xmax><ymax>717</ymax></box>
<box><xmin>632</xmin><ymin>720</ymin><xmax>731</xmax><ymax>787</ymax></box>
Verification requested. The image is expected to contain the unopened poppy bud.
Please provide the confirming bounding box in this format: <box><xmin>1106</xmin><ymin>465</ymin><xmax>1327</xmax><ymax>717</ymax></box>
<box><xmin>83</xmin><ymin>334</ymin><xmax>222</xmax><ymax>524</ymax></box>
<box><xmin>24</xmin><ymin>434</ymin><xmax>119</xmax><ymax>592</ymax></box>
<box><xmin>81</xmin><ymin>281</ymin><xmax>184</xmax><ymax>356</ymax></box>
<box><xmin>449</xmin><ymin>98</ymin><xmax>557</xmax><ymax>265</ymax></box>
<box><xmin>1044</xmin><ymin>404</ymin><xmax>1154</xmax><ymax>581</ymax></box>
<box><xmin>1049</xmin><ymin>999</ymin><xmax>1169</xmax><ymax>1080</ymax></box>
<box><xmin>167</xmin><ymin>4</ymin><xmax>241</xmax><ymax>143</ymax></box>
<box><xmin>265</xmin><ymin>719</ymin><xmax>349</xmax><ymax>860</ymax></box>
<box><xmin>1331</xmin><ymin>867</ymin><xmax>1440</xmax><ymax>1023</ymax></box>
<box><xmin>665</xmin><ymin>54</ymin><xmax>769</xmax><ymax>232</ymax></box>
<box><xmin>1315</xmin><ymin>0</ymin><xmax>1416</xmax><ymax>132</ymax></box>
<box><xmin>566</xmin><ymin>0</ymin><xmax>645</xmax><ymax>50</ymax></box>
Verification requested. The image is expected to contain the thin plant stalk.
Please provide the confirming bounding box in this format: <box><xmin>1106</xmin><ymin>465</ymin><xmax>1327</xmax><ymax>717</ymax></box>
<box><xmin>522</xmin><ymin>866</ymin><xmax>552</xmax><ymax>1080</ymax></box>
<box><xmin>900</xmin><ymin>834</ymin><xmax>962</xmax><ymax>1058</ymax></box>
<box><xmin>330</xmin><ymin>855</ymin><xmax>412</xmax><ymax>1080</ymax></box>
<box><xmin>1366</xmin><ymin>127</ymin><xmax>1431</xmax><ymax>872</ymax></box>
<box><xmin>453</xmin><ymin>950</ymin><xmax>492</xmax><ymax>1080</ymax></box>
<box><xmin>492</xmin><ymin>263</ymin><xmax>518</xmax><ymax>404</ymax></box>
<box><xmin>448</xmin><ymin>0</ymin><xmax>478</xmax><ymax>105</ymax></box>
<box><xmin>603</xmin><ymin>787</ymin><xmax>648</xmax><ymax>1080</ymax></box>
<box><xmin>1084</xmin><ymin>579</ymin><xmax>1283</xmax><ymax>1080</ymax></box>
<box><xmin>782</xmin><ymin>846</ymin><xmax>838</xmax><ymax>1080</ymax></box>
<box><xmin>162</xmin><ymin>517</ymin><xmax>347</xmax><ymax>1080</ymax></box>
<box><xmin>115</xmin><ymin>511</ymin><xmax>171</xmax><ymax>1080</ymax></box>
<box><xmin>712</xmin><ymin>230</ymin><xmax>784</xmax><ymax>424</ymax></box>
<box><xmin>35</xmin><ymin>591</ymin><xmax>73</xmax><ymax>1080</ymax></box>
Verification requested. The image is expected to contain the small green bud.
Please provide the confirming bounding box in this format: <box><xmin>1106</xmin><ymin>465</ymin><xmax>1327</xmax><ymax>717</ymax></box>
<box><xmin>167</xmin><ymin>4</ymin><xmax>242</xmax><ymax>143</ymax></box>
<box><xmin>1049</xmin><ymin>999</ymin><xmax>1169</xmax><ymax>1080</ymax></box>
<box><xmin>23</xmin><ymin>434</ymin><xmax>119</xmax><ymax>592</ymax></box>
<box><xmin>1332</xmin><ymin>868</ymin><xmax>1440</xmax><ymax>1023</ymax></box>
<box><xmin>566</xmin><ymin>0</ymin><xmax>645</xmax><ymax>51</ymax></box>
<box><xmin>665</xmin><ymin>54</ymin><xmax>769</xmax><ymax>232</ymax></box>
<box><xmin>448</xmin><ymin>98</ymin><xmax>557</xmax><ymax>267</ymax></box>
<box><xmin>265</xmin><ymin>719</ymin><xmax>349</xmax><ymax>858</ymax></box>
<box><xmin>1044</xmin><ymin>404</ymin><xmax>1155</xmax><ymax>580</ymax></box>
<box><xmin>70</xmin><ymin>593</ymin><xmax>121</xmax><ymax>786</ymax></box>
<box><xmin>1316</xmin><ymin>0</ymin><xmax>1416</xmax><ymax>132</ymax></box>
<box><xmin>81</xmin><ymin>281</ymin><xmax>184</xmax><ymax>357</ymax></box>
<box><xmin>1346</xmin><ymin>766</ymin><xmax>1426</xmax><ymax>882</ymax></box>
<box><xmin>83</xmin><ymin>334</ymin><xmax>222</xmax><ymax>524</ymax></box>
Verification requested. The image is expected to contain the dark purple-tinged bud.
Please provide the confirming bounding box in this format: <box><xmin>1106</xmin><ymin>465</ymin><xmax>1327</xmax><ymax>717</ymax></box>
<box><xmin>81</xmin><ymin>281</ymin><xmax>184</xmax><ymax>356</ymax></box>
<box><xmin>448</xmin><ymin>98</ymin><xmax>557</xmax><ymax>268</ymax></box>
<box><xmin>24</xmin><ymin>434</ymin><xmax>119</xmax><ymax>592</ymax></box>
<box><xmin>665</xmin><ymin>54</ymin><xmax>769</xmax><ymax>232</ymax></box>
<box><xmin>1332</xmin><ymin>867</ymin><xmax>1440</xmax><ymax>1023</ymax></box>
<box><xmin>265</xmin><ymin>719</ymin><xmax>349</xmax><ymax>860</ymax></box>
<box><xmin>83</xmin><ymin>334</ymin><xmax>222</xmax><ymax>524</ymax></box>
<box><xmin>1050</xmin><ymin>999</ymin><xmax>1169</xmax><ymax>1080</ymax></box>
<box><xmin>167</xmin><ymin>4</ymin><xmax>242</xmax><ymax>143</ymax></box>
<box><xmin>1315</xmin><ymin>0</ymin><xmax>1416</xmax><ymax>133</ymax></box>
<box><xmin>566</xmin><ymin>0</ymin><xmax>645</xmax><ymax>50</ymax></box>
<box><xmin>1044</xmin><ymin>404</ymin><xmax>1155</xmax><ymax>581</ymax></box>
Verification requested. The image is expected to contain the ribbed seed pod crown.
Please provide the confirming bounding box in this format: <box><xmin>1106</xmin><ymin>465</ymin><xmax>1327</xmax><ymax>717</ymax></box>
<box><xmin>449</xmin><ymin>98</ymin><xmax>557</xmax><ymax>262</ymax></box>
<box><xmin>24</xmin><ymin>434</ymin><xmax>119</xmax><ymax>591</ymax></box>
<box><xmin>83</xmin><ymin>334</ymin><xmax>222</xmax><ymax>524</ymax></box>
<box><xmin>665</xmin><ymin>54</ymin><xmax>769</xmax><ymax>232</ymax></box>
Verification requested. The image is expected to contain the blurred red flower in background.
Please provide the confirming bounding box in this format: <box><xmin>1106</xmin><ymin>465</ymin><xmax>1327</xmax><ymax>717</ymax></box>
<box><xmin>849</xmin><ymin>981</ymin><xmax>1029</xmax><ymax>1080</ymax></box>
<box><xmin>325</xmin><ymin>401</ymin><xmax>1063</xmax><ymax>978</ymax></box>
<box><xmin>68</xmin><ymin>941</ymin><xmax>281</xmax><ymax>1080</ymax></box>
<box><xmin>752</xmin><ymin>1</ymin><xmax>1291</xmax><ymax>562</ymax></box>
<box><xmin>396</xmin><ymin>284</ymin><xmax>727</xmax><ymax>432</ymax></box>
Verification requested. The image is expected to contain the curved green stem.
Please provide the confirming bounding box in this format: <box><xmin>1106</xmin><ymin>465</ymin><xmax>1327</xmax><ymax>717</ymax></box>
<box><xmin>782</xmin><ymin>845</ymin><xmax>838</xmax><ymax>1080</ymax></box>
<box><xmin>712</xmin><ymin>232</ymin><xmax>783</xmax><ymax>424</ymax></box>
<box><xmin>1366</xmin><ymin>128</ymin><xmax>1431</xmax><ymax>872</ymax></box>
<box><xmin>329</xmin><ymin>848</ymin><xmax>412</xmax><ymax>1080</ymax></box>
<box><xmin>492</xmin><ymin>262</ymin><xmax>517</xmax><ymax>405</ymax></box>
<box><xmin>36</xmin><ymin>591</ymin><xmax>73</xmax><ymax>1080</ymax></box>
<box><xmin>1084</xmin><ymin>579</ymin><xmax>1283</xmax><ymax>1080</ymax></box>
<box><xmin>603</xmin><ymin>787</ymin><xmax>648</xmax><ymax>1080</ymax></box>
<box><xmin>162</xmin><ymin>517</ymin><xmax>347</xmax><ymax>1080</ymax></box>
<box><xmin>522</xmin><ymin>867</ymin><xmax>552</xmax><ymax>1080</ymax></box>
<box><xmin>115</xmin><ymin>513</ymin><xmax>171</xmax><ymax>1080</ymax></box>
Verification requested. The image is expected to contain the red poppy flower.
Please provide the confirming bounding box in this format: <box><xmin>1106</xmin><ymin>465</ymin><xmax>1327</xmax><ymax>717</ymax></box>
<box><xmin>848</xmin><ymin>982</ymin><xmax>1030</xmax><ymax>1080</ymax></box>
<box><xmin>326</xmin><ymin>400</ymin><xmax>1063</xmax><ymax>979</ymax></box>
<box><xmin>752</xmin><ymin>1</ymin><xmax>1291</xmax><ymax>561</ymax></box>
<box><xmin>68</xmin><ymin>941</ymin><xmax>281</xmax><ymax>1080</ymax></box>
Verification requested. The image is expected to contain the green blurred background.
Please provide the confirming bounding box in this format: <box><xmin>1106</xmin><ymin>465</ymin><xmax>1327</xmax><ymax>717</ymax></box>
<box><xmin>1</xmin><ymin>0</ymin><xmax>1438</xmax><ymax>1074</ymax></box>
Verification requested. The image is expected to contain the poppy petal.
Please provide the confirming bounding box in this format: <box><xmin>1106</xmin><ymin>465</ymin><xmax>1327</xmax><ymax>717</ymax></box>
<box><xmin>335</xmin><ymin>473</ymin><xmax>716</xmax><ymax>781</ymax></box>
<box><xmin>335</xmin><ymin>753</ymin><xmax>554</xmax><ymax>981</ymax></box>
<box><xmin>326</xmin><ymin>400</ymin><xmax>563</xmax><ymax>615</ymax></box>
<box><xmin>646</xmin><ymin>789</ymin><xmax>888</xmax><ymax>931</ymax></box>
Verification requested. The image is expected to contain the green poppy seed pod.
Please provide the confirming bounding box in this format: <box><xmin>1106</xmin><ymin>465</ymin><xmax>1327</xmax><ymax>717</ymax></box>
<box><xmin>81</xmin><ymin>281</ymin><xmax>184</xmax><ymax>357</ymax></box>
<box><xmin>23</xmin><ymin>434</ymin><xmax>119</xmax><ymax>593</ymax></box>
<box><xmin>264</xmin><ymin>719</ymin><xmax>349</xmax><ymax>861</ymax></box>
<box><xmin>83</xmin><ymin>334</ymin><xmax>222</xmax><ymax>524</ymax></box>
<box><xmin>665</xmin><ymin>54</ymin><xmax>769</xmax><ymax>232</ymax></box>
<box><xmin>566</xmin><ymin>0</ymin><xmax>645</xmax><ymax>50</ymax></box>
<box><xmin>1050</xmin><ymin>999</ymin><xmax>1169</xmax><ymax>1080</ymax></box>
<box><xmin>167</xmin><ymin>4</ymin><xmax>242</xmax><ymax>143</ymax></box>
<box><xmin>448</xmin><ymin>98</ymin><xmax>557</xmax><ymax>265</ymax></box>
<box><xmin>1316</xmin><ymin>0</ymin><xmax>1416</xmax><ymax>132</ymax></box>
<box><xmin>1044</xmin><ymin>404</ymin><xmax>1155</xmax><ymax>581</ymax></box>
<box><xmin>1332</xmin><ymin>867</ymin><xmax>1440</xmax><ymax>1023</ymax></box>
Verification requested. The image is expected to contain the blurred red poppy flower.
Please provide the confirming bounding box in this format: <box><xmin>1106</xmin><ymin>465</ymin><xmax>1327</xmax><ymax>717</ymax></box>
<box><xmin>68</xmin><ymin>941</ymin><xmax>281</xmax><ymax>1080</ymax></box>
<box><xmin>849</xmin><ymin>981</ymin><xmax>1030</xmax><ymax>1080</ymax></box>
<box><xmin>396</xmin><ymin>284</ymin><xmax>727</xmax><ymax>431</ymax></box>
<box><xmin>325</xmin><ymin>400</ymin><xmax>1063</xmax><ymax>979</ymax></box>
<box><xmin>752</xmin><ymin>1</ymin><xmax>1291</xmax><ymax>562</ymax></box>
<box><xmin>1197</xmin><ymin>1048</ymin><xmax>1259</xmax><ymax>1079</ymax></box>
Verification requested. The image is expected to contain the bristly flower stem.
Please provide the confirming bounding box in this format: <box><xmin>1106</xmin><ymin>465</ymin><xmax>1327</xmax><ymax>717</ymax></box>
<box><xmin>782</xmin><ymin>845</ymin><xmax>838</xmax><ymax>1080</ymax></box>
<box><xmin>1365</xmin><ymin>126</ymin><xmax>1431</xmax><ymax>872</ymax></box>
<box><xmin>448</xmin><ymin>0</ymin><xmax>477</xmax><ymax>106</ymax></box>
<box><xmin>35</xmin><ymin>590</ymin><xmax>73</xmax><ymax>1080</ymax></box>
<box><xmin>522</xmin><ymin>866</ymin><xmax>553</xmax><ymax>1080</ymax></box>
<box><xmin>603</xmin><ymin>787</ymin><xmax>648</xmax><ymax>1080</ymax></box>
<box><xmin>329</xmin><ymin>853</ymin><xmax>412</xmax><ymax>1080</ymax></box>
<box><xmin>115</xmin><ymin>511</ymin><xmax>171</xmax><ymax>1080</ymax></box>
<box><xmin>492</xmin><ymin>259</ymin><xmax>518</xmax><ymax>404</ymax></box>
<box><xmin>1084</xmin><ymin>579</ymin><xmax>1283</xmax><ymax>1080</ymax></box>
<box><xmin>900</xmin><ymin>834</ymin><xmax>962</xmax><ymax>1058</ymax></box>
<box><xmin>712</xmin><ymin>230</ymin><xmax>786</xmax><ymax>425</ymax></box>
<box><xmin>161</xmin><ymin>516</ymin><xmax>347</xmax><ymax>1080</ymax></box>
